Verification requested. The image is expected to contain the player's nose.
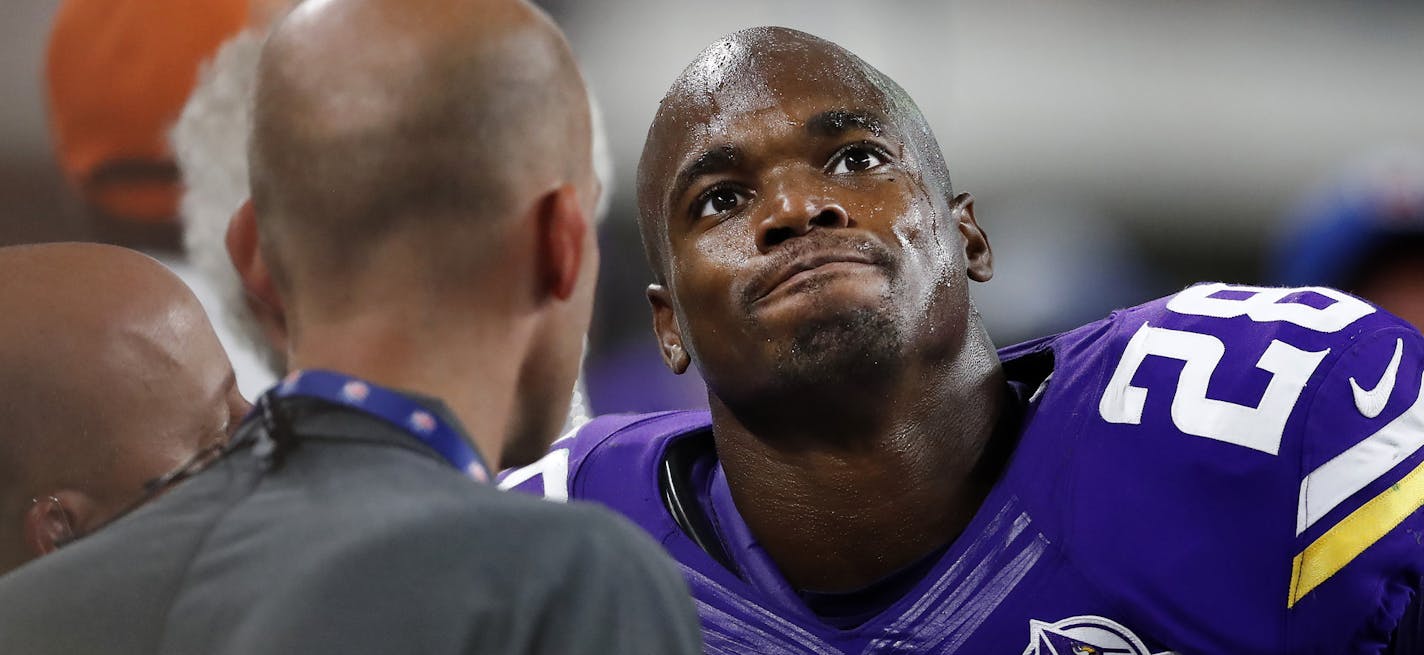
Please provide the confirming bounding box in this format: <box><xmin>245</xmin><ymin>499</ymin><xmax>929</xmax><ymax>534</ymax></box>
<box><xmin>755</xmin><ymin>178</ymin><xmax>850</xmax><ymax>253</ymax></box>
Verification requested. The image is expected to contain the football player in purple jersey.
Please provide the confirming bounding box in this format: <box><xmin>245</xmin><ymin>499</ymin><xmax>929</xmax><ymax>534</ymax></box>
<box><xmin>503</xmin><ymin>27</ymin><xmax>1424</xmax><ymax>654</ymax></box>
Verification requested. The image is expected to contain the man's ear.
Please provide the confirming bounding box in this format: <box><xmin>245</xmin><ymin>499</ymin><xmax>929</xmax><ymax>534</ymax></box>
<box><xmin>536</xmin><ymin>184</ymin><xmax>588</xmax><ymax>301</ymax></box>
<box><xmin>226</xmin><ymin>199</ymin><xmax>289</xmax><ymax>351</ymax></box>
<box><xmin>952</xmin><ymin>192</ymin><xmax>993</xmax><ymax>283</ymax></box>
<box><xmin>21</xmin><ymin>492</ymin><xmax>90</xmax><ymax>557</ymax></box>
<box><xmin>647</xmin><ymin>284</ymin><xmax>690</xmax><ymax>374</ymax></box>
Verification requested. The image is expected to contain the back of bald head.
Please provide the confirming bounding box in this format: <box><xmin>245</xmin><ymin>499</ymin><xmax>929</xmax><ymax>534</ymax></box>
<box><xmin>636</xmin><ymin>27</ymin><xmax>952</xmax><ymax>282</ymax></box>
<box><xmin>0</xmin><ymin>243</ymin><xmax>216</xmax><ymax>495</ymax></box>
<box><xmin>250</xmin><ymin>0</ymin><xmax>592</xmax><ymax>303</ymax></box>
<box><xmin>0</xmin><ymin>242</ymin><xmax>241</xmax><ymax>571</ymax></box>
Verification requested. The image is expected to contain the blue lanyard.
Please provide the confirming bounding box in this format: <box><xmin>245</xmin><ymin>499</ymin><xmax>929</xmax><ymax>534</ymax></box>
<box><xmin>265</xmin><ymin>369</ymin><xmax>490</xmax><ymax>483</ymax></box>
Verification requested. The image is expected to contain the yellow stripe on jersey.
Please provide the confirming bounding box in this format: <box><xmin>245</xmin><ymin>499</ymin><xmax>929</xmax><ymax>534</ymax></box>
<box><xmin>1290</xmin><ymin>456</ymin><xmax>1424</xmax><ymax>608</ymax></box>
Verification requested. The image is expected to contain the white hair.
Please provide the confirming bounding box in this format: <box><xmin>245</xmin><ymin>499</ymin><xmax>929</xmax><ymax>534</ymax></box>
<box><xmin>171</xmin><ymin>29</ymin><xmax>285</xmax><ymax>376</ymax></box>
<box><xmin>589</xmin><ymin>95</ymin><xmax>614</xmax><ymax>223</ymax></box>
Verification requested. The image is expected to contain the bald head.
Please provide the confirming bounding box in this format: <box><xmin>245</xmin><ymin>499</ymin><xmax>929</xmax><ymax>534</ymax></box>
<box><xmin>637</xmin><ymin>27</ymin><xmax>951</xmax><ymax>282</ymax></box>
<box><xmin>250</xmin><ymin>0</ymin><xmax>594</xmax><ymax>309</ymax></box>
<box><xmin>0</xmin><ymin>243</ymin><xmax>246</xmax><ymax>573</ymax></box>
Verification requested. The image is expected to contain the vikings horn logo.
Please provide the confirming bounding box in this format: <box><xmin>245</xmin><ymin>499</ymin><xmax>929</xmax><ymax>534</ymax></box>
<box><xmin>1022</xmin><ymin>615</ymin><xmax>1177</xmax><ymax>655</ymax></box>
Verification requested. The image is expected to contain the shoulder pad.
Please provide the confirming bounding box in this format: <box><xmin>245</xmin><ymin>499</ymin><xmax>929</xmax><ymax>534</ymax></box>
<box><xmin>498</xmin><ymin>411</ymin><xmax>711</xmax><ymax>503</ymax></box>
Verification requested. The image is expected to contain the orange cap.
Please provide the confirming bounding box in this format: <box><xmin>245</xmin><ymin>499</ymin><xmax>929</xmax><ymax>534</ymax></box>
<box><xmin>46</xmin><ymin>0</ymin><xmax>248</xmax><ymax>224</ymax></box>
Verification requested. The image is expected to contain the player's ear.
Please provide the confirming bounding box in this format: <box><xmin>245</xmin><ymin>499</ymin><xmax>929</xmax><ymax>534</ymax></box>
<box><xmin>647</xmin><ymin>285</ymin><xmax>690</xmax><ymax>374</ymax></box>
<box><xmin>22</xmin><ymin>491</ymin><xmax>89</xmax><ymax>557</ymax></box>
<box><xmin>226</xmin><ymin>198</ymin><xmax>289</xmax><ymax>354</ymax></box>
<box><xmin>535</xmin><ymin>184</ymin><xmax>588</xmax><ymax>302</ymax></box>
<box><xmin>952</xmin><ymin>192</ymin><xmax>993</xmax><ymax>283</ymax></box>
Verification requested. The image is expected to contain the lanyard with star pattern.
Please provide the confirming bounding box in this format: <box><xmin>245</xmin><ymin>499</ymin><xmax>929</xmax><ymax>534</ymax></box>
<box><xmin>263</xmin><ymin>369</ymin><xmax>490</xmax><ymax>482</ymax></box>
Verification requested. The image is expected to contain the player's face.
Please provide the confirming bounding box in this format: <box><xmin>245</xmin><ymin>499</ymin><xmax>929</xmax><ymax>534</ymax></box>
<box><xmin>645</xmin><ymin>47</ymin><xmax>991</xmax><ymax>402</ymax></box>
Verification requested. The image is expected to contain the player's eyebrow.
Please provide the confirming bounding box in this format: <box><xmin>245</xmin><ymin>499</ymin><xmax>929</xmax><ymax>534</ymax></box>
<box><xmin>806</xmin><ymin>109</ymin><xmax>885</xmax><ymax>138</ymax></box>
<box><xmin>671</xmin><ymin>144</ymin><xmax>741</xmax><ymax>208</ymax></box>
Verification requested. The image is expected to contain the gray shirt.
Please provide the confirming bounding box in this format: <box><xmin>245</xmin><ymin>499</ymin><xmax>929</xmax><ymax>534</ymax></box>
<box><xmin>0</xmin><ymin>396</ymin><xmax>702</xmax><ymax>654</ymax></box>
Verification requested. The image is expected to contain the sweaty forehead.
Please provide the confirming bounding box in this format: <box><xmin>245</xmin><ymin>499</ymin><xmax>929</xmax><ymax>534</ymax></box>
<box><xmin>674</xmin><ymin>30</ymin><xmax>885</xmax><ymax>113</ymax></box>
<box><xmin>642</xmin><ymin>29</ymin><xmax>895</xmax><ymax>185</ymax></box>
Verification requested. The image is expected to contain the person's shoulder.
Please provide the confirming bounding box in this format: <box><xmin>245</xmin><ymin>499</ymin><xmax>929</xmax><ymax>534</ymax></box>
<box><xmin>1040</xmin><ymin>282</ymin><xmax>1403</xmax><ymax>361</ymax></box>
<box><xmin>498</xmin><ymin>410</ymin><xmax>711</xmax><ymax>503</ymax></box>
<box><xmin>173</xmin><ymin>479</ymin><xmax>695</xmax><ymax>654</ymax></box>
<box><xmin>315</xmin><ymin>483</ymin><xmax>694</xmax><ymax>616</ymax></box>
<box><xmin>291</xmin><ymin>468</ymin><xmax>670</xmax><ymax>576</ymax></box>
<box><xmin>443</xmin><ymin>478</ymin><xmax>652</xmax><ymax>546</ymax></box>
<box><xmin>0</xmin><ymin>457</ymin><xmax>254</xmax><ymax>654</ymax></box>
<box><xmin>484</xmin><ymin>497</ymin><xmax>702</xmax><ymax>653</ymax></box>
<box><xmin>1109</xmin><ymin>282</ymin><xmax>1397</xmax><ymax>340</ymax></box>
<box><xmin>442</xmin><ymin>490</ymin><xmax>703</xmax><ymax>654</ymax></box>
<box><xmin>1006</xmin><ymin>283</ymin><xmax>1419</xmax><ymax>469</ymax></box>
<box><xmin>1054</xmin><ymin>283</ymin><xmax>1423</xmax><ymax>525</ymax></box>
<box><xmin>1023</xmin><ymin>283</ymin><xmax>1424</xmax><ymax>652</ymax></box>
<box><xmin>1078</xmin><ymin>282</ymin><xmax>1421</xmax><ymax>457</ymax></box>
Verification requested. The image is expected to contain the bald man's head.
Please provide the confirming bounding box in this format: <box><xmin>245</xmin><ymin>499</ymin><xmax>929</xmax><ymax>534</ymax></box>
<box><xmin>636</xmin><ymin>27</ymin><xmax>952</xmax><ymax>282</ymax></box>
<box><xmin>242</xmin><ymin>0</ymin><xmax>601</xmax><ymax>466</ymax></box>
<box><xmin>0</xmin><ymin>243</ymin><xmax>247</xmax><ymax>575</ymax></box>
<box><xmin>249</xmin><ymin>0</ymin><xmax>595</xmax><ymax>311</ymax></box>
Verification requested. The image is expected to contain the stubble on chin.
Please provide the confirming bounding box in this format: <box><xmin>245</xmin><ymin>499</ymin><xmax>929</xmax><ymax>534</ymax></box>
<box><xmin>771</xmin><ymin>302</ymin><xmax>903</xmax><ymax>386</ymax></box>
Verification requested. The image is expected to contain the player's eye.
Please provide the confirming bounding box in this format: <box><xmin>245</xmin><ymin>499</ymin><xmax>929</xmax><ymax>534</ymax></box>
<box><xmin>828</xmin><ymin>145</ymin><xmax>887</xmax><ymax>174</ymax></box>
<box><xmin>695</xmin><ymin>187</ymin><xmax>749</xmax><ymax>218</ymax></box>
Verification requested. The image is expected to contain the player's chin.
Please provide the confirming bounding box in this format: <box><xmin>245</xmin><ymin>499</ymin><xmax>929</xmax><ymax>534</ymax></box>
<box><xmin>764</xmin><ymin>303</ymin><xmax>902</xmax><ymax>382</ymax></box>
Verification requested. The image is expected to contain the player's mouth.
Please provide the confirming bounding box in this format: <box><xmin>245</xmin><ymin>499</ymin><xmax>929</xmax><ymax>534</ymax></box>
<box><xmin>748</xmin><ymin>251</ymin><xmax>886</xmax><ymax>306</ymax></box>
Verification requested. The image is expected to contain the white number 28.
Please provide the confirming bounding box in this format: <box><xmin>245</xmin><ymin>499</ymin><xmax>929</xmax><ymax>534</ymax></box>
<box><xmin>1098</xmin><ymin>284</ymin><xmax>1374</xmax><ymax>455</ymax></box>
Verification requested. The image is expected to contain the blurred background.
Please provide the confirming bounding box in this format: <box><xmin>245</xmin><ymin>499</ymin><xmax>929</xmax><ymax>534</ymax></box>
<box><xmin>3</xmin><ymin>0</ymin><xmax>1422</xmax><ymax>412</ymax></box>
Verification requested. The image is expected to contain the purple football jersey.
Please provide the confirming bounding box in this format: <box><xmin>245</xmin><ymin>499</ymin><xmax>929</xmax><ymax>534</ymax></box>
<box><xmin>502</xmin><ymin>283</ymin><xmax>1424</xmax><ymax>654</ymax></box>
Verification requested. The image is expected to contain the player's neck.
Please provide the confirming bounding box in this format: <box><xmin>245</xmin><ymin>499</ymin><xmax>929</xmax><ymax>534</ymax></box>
<box><xmin>711</xmin><ymin>330</ymin><xmax>1007</xmax><ymax>593</ymax></box>
<box><xmin>287</xmin><ymin>306</ymin><xmax>534</xmax><ymax>470</ymax></box>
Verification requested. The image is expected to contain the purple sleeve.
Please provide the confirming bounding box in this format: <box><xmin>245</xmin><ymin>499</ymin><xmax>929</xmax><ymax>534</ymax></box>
<box><xmin>1070</xmin><ymin>285</ymin><xmax>1424</xmax><ymax>652</ymax></box>
<box><xmin>1287</xmin><ymin>321</ymin><xmax>1424</xmax><ymax>654</ymax></box>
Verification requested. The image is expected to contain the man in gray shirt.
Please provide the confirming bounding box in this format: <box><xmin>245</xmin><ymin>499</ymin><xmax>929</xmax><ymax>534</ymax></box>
<box><xmin>0</xmin><ymin>0</ymin><xmax>701</xmax><ymax>652</ymax></box>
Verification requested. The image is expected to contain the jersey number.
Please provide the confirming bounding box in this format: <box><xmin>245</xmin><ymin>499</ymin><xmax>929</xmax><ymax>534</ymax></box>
<box><xmin>497</xmin><ymin>448</ymin><xmax>570</xmax><ymax>501</ymax></box>
<box><xmin>1098</xmin><ymin>284</ymin><xmax>1373</xmax><ymax>455</ymax></box>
